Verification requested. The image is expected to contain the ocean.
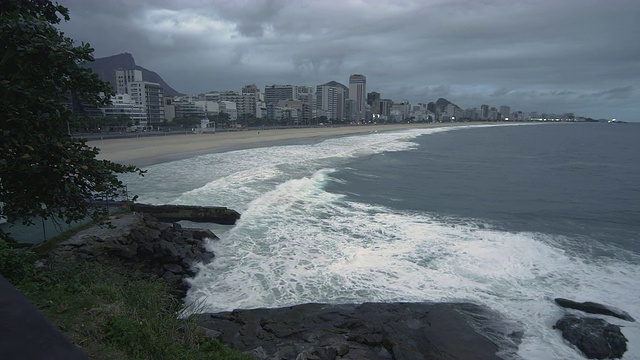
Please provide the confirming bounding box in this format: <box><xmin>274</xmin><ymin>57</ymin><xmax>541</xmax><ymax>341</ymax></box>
<box><xmin>123</xmin><ymin>122</ymin><xmax>640</xmax><ymax>359</ymax></box>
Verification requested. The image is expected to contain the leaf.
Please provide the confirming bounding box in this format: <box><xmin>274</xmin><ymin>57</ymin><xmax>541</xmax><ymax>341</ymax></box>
<box><xmin>0</xmin><ymin>0</ymin><xmax>142</xmax><ymax>224</ymax></box>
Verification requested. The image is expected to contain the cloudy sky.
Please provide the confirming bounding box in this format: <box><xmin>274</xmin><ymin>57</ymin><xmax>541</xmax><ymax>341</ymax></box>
<box><xmin>56</xmin><ymin>0</ymin><xmax>639</xmax><ymax>120</ymax></box>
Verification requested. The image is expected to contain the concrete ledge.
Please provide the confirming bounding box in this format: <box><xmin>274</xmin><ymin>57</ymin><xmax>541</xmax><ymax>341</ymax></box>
<box><xmin>130</xmin><ymin>203</ymin><xmax>241</xmax><ymax>225</ymax></box>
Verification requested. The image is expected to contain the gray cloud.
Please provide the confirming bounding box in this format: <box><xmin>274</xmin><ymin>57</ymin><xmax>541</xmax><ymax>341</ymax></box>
<box><xmin>581</xmin><ymin>86</ymin><xmax>635</xmax><ymax>100</ymax></box>
<box><xmin>56</xmin><ymin>0</ymin><xmax>640</xmax><ymax>120</ymax></box>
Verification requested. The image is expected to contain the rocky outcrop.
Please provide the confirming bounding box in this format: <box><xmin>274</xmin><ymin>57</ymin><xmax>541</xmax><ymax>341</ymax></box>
<box><xmin>195</xmin><ymin>302</ymin><xmax>520</xmax><ymax>360</ymax></box>
<box><xmin>130</xmin><ymin>203</ymin><xmax>241</xmax><ymax>225</ymax></box>
<box><xmin>554</xmin><ymin>315</ymin><xmax>627</xmax><ymax>359</ymax></box>
<box><xmin>53</xmin><ymin>212</ymin><xmax>216</xmax><ymax>296</ymax></box>
<box><xmin>554</xmin><ymin>298</ymin><xmax>635</xmax><ymax>322</ymax></box>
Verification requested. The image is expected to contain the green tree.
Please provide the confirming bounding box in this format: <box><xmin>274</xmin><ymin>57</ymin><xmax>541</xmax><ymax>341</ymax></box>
<box><xmin>0</xmin><ymin>0</ymin><xmax>143</xmax><ymax>224</ymax></box>
<box><xmin>172</xmin><ymin>116</ymin><xmax>202</xmax><ymax>127</ymax></box>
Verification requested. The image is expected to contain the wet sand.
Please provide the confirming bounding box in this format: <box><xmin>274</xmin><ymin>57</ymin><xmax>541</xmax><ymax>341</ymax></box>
<box><xmin>89</xmin><ymin>123</ymin><xmax>481</xmax><ymax>167</ymax></box>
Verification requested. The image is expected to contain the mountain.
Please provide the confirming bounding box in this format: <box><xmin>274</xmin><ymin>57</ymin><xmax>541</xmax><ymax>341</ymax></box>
<box><xmin>434</xmin><ymin>98</ymin><xmax>462</xmax><ymax>111</ymax></box>
<box><xmin>84</xmin><ymin>53</ymin><xmax>184</xmax><ymax>97</ymax></box>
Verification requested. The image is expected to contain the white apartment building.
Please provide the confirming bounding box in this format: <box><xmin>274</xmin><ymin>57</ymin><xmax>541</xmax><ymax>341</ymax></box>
<box><xmin>219</xmin><ymin>101</ymin><xmax>237</xmax><ymax>121</ymax></box>
<box><xmin>316</xmin><ymin>81</ymin><xmax>348</xmax><ymax>121</ymax></box>
<box><xmin>114</xmin><ymin>69</ymin><xmax>143</xmax><ymax>95</ymax></box>
<box><xmin>101</xmin><ymin>93</ymin><xmax>146</xmax><ymax>124</ymax></box>
<box><xmin>219</xmin><ymin>91</ymin><xmax>257</xmax><ymax>119</ymax></box>
<box><xmin>128</xmin><ymin>81</ymin><xmax>164</xmax><ymax>127</ymax></box>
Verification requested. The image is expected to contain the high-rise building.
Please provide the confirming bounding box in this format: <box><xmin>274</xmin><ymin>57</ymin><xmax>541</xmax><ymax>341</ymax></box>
<box><xmin>315</xmin><ymin>81</ymin><xmax>348</xmax><ymax>121</ymax></box>
<box><xmin>128</xmin><ymin>81</ymin><xmax>164</xmax><ymax>127</ymax></box>
<box><xmin>101</xmin><ymin>94</ymin><xmax>146</xmax><ymax>124</ymax></box>
<box><xmin>348</xmin><ymin>74</ymin><xmax>366</xmax><ymax>121</ymax></box>
<box><xmin>296</xmin><ymin>87</ymin><xmax>314</xmax><ymax>124</ymax></box>
<box><xmin>264</xmin><ymin>85</ymin><xmax>297</xmax><ymax>107</ymax></box>
<box><xmin>367</xmin><ymin>92</ymin><xmax>380</xmax><ymax>106</ymax></box>
<box><xmin>220</xmin><ymin>91</ymin><xmax>257</xmax><ymax>119</ymax></box>
<box><xmin>242</xmin><ymin>84</ymin><xmax>259</xmax><ymax>94</ymax></box>
<box><xmin>114</xmin><ymin>69</ymin><xmax>143</xmax><ymax>95</ymax></box>
<box><xmin>376</xmin><ymin>99</ymin><xmax>393</xmax><ymax>117</ymax></box>
<box><xmin>499</xmin><ymin>105</ymin><xmax>511</xmax><ymax>119</ymax></box>
<box><xmin>480</xmin><ymin>104</ymin><xmax>489</xmax><ymax>120</ymax></box>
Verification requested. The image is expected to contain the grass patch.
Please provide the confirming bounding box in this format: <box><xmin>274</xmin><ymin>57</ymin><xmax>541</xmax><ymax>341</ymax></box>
<box><xmin>2</xmin><ymin>240</ymin><xmax>253</xmax><ymax>360</ymax></box>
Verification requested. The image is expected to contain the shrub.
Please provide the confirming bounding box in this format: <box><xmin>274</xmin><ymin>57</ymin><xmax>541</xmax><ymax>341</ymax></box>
<box><xmin>0</xmin><ymin>236</ymin><xmax>37</xmax><ymax>284</ymax></box>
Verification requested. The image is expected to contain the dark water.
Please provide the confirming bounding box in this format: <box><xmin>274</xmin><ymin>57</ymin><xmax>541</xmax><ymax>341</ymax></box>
<box><xmin>329</xmin><ymin>123</ymin><xmax>640</xmax><ymax>258</ymax></box>
<box><xmin>125</xmin><ymin>122</ymin><xmax>638</xmax><ymax>358</ymax></box>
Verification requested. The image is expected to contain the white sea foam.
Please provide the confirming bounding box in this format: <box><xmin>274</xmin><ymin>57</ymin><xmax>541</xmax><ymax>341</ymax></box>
<box><xmin>183</xmin><ymin>168</ymin><xmax>640</xmax><ymax>360</ymax></box>
<box><xmin>128</xmin><ymin>125</ymin><xmax>466</xmax><ymax>206</ymax></box>
<box><xmin>126</xmin><ymin>124</ymin><xmax>639</xmax><ymax>360</ymax></box>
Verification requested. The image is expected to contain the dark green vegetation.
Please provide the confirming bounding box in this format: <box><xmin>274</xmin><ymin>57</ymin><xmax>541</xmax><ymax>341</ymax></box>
<box><xmin>0</xmin><ymin>0</ymin><xmax>143</xmax><ymax>225</ymax></box>
<box><xmin>0</xmin><ymin>234</ymin><xmax>252</xmax><ymax>360</ymax></box>
<box><xmin>0</xmin><ymin>1</ymin><xmax>251</xmax><ymax>358</ymax></box>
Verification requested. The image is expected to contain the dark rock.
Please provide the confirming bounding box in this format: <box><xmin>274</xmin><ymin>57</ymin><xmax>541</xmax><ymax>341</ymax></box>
<box><xmin>204</xmin><ymin>329</ymin><xmax>221</xmax><ymax>340</ymax></box>
<box><xmin>130</xmin><ymin>203</ymin><xmax>241</xmax><ymax>225</ymax></box>
<box><xmin>246</xmin><ymin>346</ymin><xmax>268</xmax><ymax>360</ymax></box>
<box><xmin>162</xmin><ymin>271</ymin><xmax>180</xmax><ymax>287</ymax></box>
<box><xmin>163</xmin><ymin>263</ymin><xmax>185</xmax><ymax>275</ymax></box>
<box><xmin>106</xmin><ymin>242</ymin><xmax>138</xmax><ymax>260</ymax></box>
<box><xmin>194</xmin><ymin>302</ymin><xmax>519</xmax><ymax>360</ymax></box>
<box><xmin>113</xmin><ymin>235</ymin><xmax>131</xmax><ymax>245</ymax></box>
<box><xmin>555</xmin><ymin>298</ymin><xmax>635</xmax><ymax>322</ymax></box>
<box><xmin>172</xmin><ymin>222</ymin><xmax>182</xmax><ymax>231</ymax></box>
<box><xmin>146</xmin><ymin>228</ymin><xmax>161</xmax><ymax>241</ymax></box>
<box><xmin>160</xmin><ymin>228</ymin><xmax>175</xmax><ymax>241</ymax></box>
<box><xmin>53</xmin><ymin>212</ymin><xmax>218</xmax><ymax>298</ymax></box>
<box><xmin>554</xmin><ymin>315</ymin><xmax>627</xmax><ymax>359</ymax></box>
<box><xmin>201</xmin><ymin>252</ymin><xmax>215</xmax><ymax>263</ymax></box>
<box><xmin>191</xmin><ymin>229</ymin><xmax>215</xmax><ymax>240</ymax></box>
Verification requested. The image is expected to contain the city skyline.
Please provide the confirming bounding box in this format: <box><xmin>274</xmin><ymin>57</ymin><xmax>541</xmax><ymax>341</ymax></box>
<box><xmin>57</xmin><ymin>0</ymin><xmax>639</xmax><ymax>121</ymax></box>
<box><xmin>99</xmin><ymin>62</ymin><xmax>586</xmax><ymax>124</ymax></box>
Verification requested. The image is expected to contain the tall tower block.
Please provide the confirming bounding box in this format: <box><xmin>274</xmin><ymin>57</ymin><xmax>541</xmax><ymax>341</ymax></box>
<box><xmin>348</xmin><ymin>74</ymin><xmax>366</xmax><ymax>121</ymax></box>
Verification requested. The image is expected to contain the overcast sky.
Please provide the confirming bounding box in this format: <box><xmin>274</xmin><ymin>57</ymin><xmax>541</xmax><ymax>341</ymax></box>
<box><xmin>56</xmin><ymin>0</ymin><xmax>639</xmax><ymax>120</ymax></box>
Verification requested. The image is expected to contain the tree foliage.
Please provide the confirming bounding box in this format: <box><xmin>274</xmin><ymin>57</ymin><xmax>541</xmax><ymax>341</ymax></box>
<box><xmin>0</xmin><ymin>0</ymin><xmax>143</xmax><ymax>224</ymax></box>
<box><xmin>172</xmin><ymin>116</ymin><xmax>203</xmax><ymax>127</ymax></box>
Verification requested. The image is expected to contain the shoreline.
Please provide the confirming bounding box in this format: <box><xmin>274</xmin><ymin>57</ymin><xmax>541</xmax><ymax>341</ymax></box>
<box><xmin>89</xmin><ymin>122</ymin><xmax>486</xmax><ymax>167</ymax></box>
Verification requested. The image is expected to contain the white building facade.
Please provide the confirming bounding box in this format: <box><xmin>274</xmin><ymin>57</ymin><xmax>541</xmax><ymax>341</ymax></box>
<box><xmin>129</xmin><ymin>81</ymin><xmax>164</xmax><ymax>127</ymax></box>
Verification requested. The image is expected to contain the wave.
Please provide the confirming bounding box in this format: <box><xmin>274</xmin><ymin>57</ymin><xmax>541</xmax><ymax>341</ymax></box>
<box><xmin>123</xmin><ymin>123</ymin><xmax>639</xmax><ymax>359</ymax></box>
<box><xmin>128</xmin><ymin>126</ymin><xmax>465</xmax><ymax>207</ymax></box>
<box><xmin>184</xmin><ymin>168</ymin><xmax>640</xmax><ymax>360</ymax></box>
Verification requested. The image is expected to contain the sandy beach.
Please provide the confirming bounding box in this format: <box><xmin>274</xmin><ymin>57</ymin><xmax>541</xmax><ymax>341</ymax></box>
<box><xmin>89</xmin><ymin>122</ymin><xmax>481</xmax><ymax>167</ymax></box>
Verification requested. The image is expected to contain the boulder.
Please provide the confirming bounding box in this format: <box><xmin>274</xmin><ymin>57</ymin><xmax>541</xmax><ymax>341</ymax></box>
<box><xmin>554</xmin><ymin>315</ymin><xmax>627</xmax><ymax>359</ymax></box>
<box><xmin>555</xmin><ymin>298</ymin><xmax>635</xmax><ymax>322</ymax></box>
